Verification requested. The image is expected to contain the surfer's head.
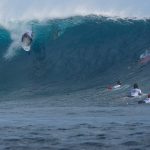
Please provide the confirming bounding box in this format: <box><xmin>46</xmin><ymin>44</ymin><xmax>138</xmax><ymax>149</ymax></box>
<box><xmin>117</xmin><ymin>80</ymin><xmax>121</xmax><ymax>85</ymax></box>
<box><xmin>148</xmin><ymin>94</ymin><xmax>150</xmax><ymax>98</ymax></box>
<box><xmin>133</xmin><ymin>83</ymin><xmax>138</xmax><ymax>89</ymax></box>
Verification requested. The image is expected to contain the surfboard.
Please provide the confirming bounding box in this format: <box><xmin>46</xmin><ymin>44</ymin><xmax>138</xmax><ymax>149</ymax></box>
<box><xmin>21</xmin><ymin>43</ymin><xmax>31</xmax><ymax>51</ymax></box>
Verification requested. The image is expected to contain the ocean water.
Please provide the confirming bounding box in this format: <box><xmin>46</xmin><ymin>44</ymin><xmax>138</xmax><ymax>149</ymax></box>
<box><xmin>0</xmin><ymin>87</ymin><xmax>150</xmax><ymax>150</ymax></box>
<box><xmin>0</xmin><ymin>15</ymin><xmax>150</xmax><ymax>150</ymax></box>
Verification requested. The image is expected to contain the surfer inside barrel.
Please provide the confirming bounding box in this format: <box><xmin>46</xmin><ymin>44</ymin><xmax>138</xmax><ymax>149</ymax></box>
<box><xmin>21</xmin><ymin>31</ymin><xmax>33</xmax><ymax>46</ymax></box>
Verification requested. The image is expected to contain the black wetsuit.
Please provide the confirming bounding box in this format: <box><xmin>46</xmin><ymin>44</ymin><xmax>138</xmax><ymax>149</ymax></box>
<box><xmin>22</xmin><ymin>33</ymin><xmax>32</xmax><ymax>45</ymax></box>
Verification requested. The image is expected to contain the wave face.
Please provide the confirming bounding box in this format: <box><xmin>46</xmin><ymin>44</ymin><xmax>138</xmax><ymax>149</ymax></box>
<box><xmin>0</xmin><ymin>15</ymin><xmax>150</xmax><ymax>92</ymax></box>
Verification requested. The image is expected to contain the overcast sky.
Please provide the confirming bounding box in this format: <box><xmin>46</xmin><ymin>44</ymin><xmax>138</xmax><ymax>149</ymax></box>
<box><xmin>0</xmin><ymin>0</ymin><xmax>149</xmax><ymax>21</ymax></box>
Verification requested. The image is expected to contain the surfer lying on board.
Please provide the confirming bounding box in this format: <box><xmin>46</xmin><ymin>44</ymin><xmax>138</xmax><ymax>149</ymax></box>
<box><xmin>21</xmin><ymin>31</ymin><xmax>33</xmax><ymax>46</ymax></box>
<box><xmin>129</xmin><ymin>83</ymin><xmax>142</xmax><ymax>97</ymax></box>
<box><xmin>138</xmin><ymin>94</ymin><xmax>150</xmax><ymax>104</ymax></box>
<box><xmin>108</xmin><ymin>80</ymin><xmax>122</xmax><ymax>90</ymax></box>
<box><xmin>113</xmin><ymin>80</ymin><xmax>122</xmax><ymax>89</ymax></box>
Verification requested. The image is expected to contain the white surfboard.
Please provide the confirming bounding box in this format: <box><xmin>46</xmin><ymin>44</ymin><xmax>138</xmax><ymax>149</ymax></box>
<box><xmin>22</xmin><ymin>43</ymin><xmax>31</xmax><ymax>51</ymax></box>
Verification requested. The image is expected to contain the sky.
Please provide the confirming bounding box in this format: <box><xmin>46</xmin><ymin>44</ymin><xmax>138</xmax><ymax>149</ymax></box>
<box><xmin>0</xmin><ymin>0</ymin><xmax>149</xmax><ymax>21</ymax></box>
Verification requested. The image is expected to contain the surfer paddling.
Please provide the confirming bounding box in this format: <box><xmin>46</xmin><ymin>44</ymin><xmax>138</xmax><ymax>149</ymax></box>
<box><xmin>108</xmin><ymin>80</ymin><xmax>122</xmax><ymax>90</ymax></box>
<box><xmin>138</xmin><ymin>94</ymin><xmax>150</xmax><ymax>104</ymax></box>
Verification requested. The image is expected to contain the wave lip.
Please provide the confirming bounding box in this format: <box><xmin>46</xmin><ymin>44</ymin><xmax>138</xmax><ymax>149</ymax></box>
<box><xmin>0</xmin><ymin>0</ymin><xmax>150</xmax><ymax>23</ymax></box>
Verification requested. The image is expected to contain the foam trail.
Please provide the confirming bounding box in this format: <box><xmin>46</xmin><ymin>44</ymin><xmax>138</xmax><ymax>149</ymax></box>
<box><xmin>3</xmin><ymin>22</ymin><xmax>32</xmax><ymax>60</ymax></box>
<box><xmin>4</xmin><ymin>41</ymin><xmax>20</xmax><ymax>60</ymax></box>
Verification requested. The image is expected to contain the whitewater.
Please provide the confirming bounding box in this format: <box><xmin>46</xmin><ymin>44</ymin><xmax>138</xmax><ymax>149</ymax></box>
<box><xmin>0</xmin><ymin>15</ymin><xmax>150</xmax><ymax>150</ymax></box>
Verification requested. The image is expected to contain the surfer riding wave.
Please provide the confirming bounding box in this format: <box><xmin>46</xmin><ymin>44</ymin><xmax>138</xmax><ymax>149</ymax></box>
<box><xmin>21</xmin><ymin>31</ymin><xmax>33</xmax><ymax>46</ymax></box>
<box><xmin>21</xmin><ymin>31</ymin><xmax>33</xmax><ymax>52</ymax></box>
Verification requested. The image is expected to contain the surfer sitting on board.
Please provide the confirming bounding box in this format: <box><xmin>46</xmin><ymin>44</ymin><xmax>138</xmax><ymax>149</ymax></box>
<box><xmin>21</xmin><ymin>31</ymin><xmax>33</xmax><ymax>46</ymax></box>
<box><xmin>130</xmin><ymin>83</ymin><xmax>142</xmax><ymax>97</ymax></box>
<box><xmin>138</xmin><ymin>94</ymin><xmax>150</xmax><ymax>104</ymax></box>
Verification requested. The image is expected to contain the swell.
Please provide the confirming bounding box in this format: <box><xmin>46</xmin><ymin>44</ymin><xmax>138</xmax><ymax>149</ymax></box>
<box><xmin>0</xmin><ymin>15</ymin><xmax>150</xmax><ymax>92</ymax></box>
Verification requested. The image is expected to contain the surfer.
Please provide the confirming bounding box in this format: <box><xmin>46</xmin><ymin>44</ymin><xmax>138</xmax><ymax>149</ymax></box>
<box><xmin>21</xmin><ymin>31</ymin><xmax>33</xmax><ymax>46</ymax></box>
<box><xmin>113</xmin><ymin>80</ymin><xmax>122</xmax><ymax>89</ymax></box>
<box><xmin>130</xmin><ymin>83</ymin><xmax>142</xmax><ymax>97</ymax></box>
<box><xmin>108</xmin><ymin>80</ymin><xmax>122</xmax><ymax>90</ymax></box>
<box><xmin>21</xmin><ymin>31</ymin><xmax>33</xmax><ymax>53</ymax></box>
<box><xmin>138</xmin><ymin>94</ymin><xmax>150</xmax><ymax>104</ymax></box>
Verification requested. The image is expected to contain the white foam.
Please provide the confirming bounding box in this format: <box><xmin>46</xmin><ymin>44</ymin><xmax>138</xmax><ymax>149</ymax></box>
<box><xmin>0</xmin><ymin>0</ymin><xmax>149</xmax><ymax>26</ymax></box>
<box><xmin>3</xmin><ymin>22</ymin><xmax>32</xmax><ymax>60</ymax></box>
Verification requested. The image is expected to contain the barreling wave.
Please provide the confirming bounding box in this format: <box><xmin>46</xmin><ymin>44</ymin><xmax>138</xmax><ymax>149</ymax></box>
<box><xmin>0</xmin><ymin>15</ymin><xmax>150</xmax><ymax>92</ymax></box>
